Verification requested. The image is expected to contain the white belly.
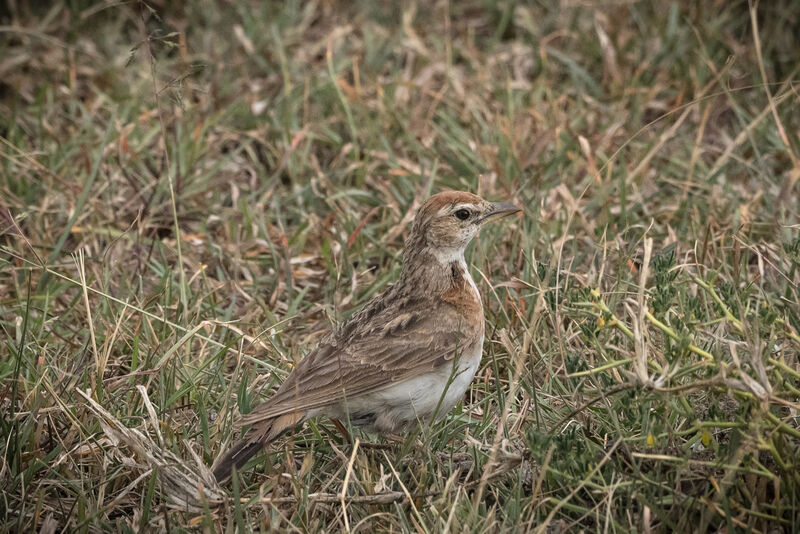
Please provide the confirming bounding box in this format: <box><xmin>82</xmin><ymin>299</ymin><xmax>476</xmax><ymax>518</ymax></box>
<box><xmin>321</xmin><ymin>335</ymin><xmax>484</xmax><ymax>433</ymax></box>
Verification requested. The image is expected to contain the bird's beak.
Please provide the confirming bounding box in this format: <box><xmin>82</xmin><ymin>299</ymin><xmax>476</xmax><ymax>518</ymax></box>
<box><xmin>478</xmin><ymin>201</ymin><xmax>521</xmax><ymax>224</ymax></box>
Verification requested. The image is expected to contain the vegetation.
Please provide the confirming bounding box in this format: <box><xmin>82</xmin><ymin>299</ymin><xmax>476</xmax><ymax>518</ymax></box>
<box><xmin>1</xmin><ymin>0</ymin><xmax>799</xmax><ymax>531</ymax></box>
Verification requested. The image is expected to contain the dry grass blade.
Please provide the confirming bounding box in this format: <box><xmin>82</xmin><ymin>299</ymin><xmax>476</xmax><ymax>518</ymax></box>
<box><xmin>76</xmin><ymin>389</ymin><xmax>225</xmax><ymax>509</ymax></box>
<box><xmin>340</xmin><ymin>437</ymin><xmax>359</xmax><ymax>532</ymax></box>
<box><xmin>633</xmin><ymin>237</ymin><xmax>653</xmax><ymax>385</ymax></box>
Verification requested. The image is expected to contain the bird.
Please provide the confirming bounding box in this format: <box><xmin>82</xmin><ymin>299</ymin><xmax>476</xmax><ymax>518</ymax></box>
<box><xmin>212</xmin><ymin>190</ymin><xmax>520</xmax><ymax>481</ymax></box>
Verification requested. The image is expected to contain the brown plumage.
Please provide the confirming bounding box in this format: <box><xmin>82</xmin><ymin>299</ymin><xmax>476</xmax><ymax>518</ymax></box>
<box><xmin>213</xmin><ymin>191</ymin><xmax>519</xmax><ymax>481</ymax></box>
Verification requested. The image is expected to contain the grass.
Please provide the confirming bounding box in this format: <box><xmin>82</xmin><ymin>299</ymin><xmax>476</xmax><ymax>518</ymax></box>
<box><xmin>1</xmin><ymin>0</ymin><xmax>799</xmax><ymax>531</ymax></box>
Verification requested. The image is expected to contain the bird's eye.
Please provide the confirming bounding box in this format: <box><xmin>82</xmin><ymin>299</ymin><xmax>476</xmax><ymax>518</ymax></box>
<box><xmin>454</xmin><ymin>209</ymin><xmax>471</xmax><ymax>221</ymax></box>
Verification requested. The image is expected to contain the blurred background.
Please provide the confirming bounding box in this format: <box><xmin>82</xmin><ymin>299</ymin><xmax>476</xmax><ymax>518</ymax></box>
<box><xmin>1</xmin><ymin>1</ymin><xmax>799</xmax><ymax>531</ymax></box>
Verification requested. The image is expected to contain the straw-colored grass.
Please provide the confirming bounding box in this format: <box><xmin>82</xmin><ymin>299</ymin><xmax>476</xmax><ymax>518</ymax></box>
<box><xmin>1</xmin><ymin>1</ymin><xmax>798</xmax><ymax>531</ymax></box>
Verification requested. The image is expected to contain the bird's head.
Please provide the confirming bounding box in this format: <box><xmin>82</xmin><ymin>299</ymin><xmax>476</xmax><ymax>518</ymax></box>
<box><xmin>407</xmin><ymin>191</ymin><xmax>520</xmax><ymax>264</ymax></box>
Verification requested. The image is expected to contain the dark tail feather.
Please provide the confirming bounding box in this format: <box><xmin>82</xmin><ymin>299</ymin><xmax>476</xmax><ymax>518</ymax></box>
<box><xmin>212</xmin><ymin>438</ymin><xmax>265</xmax><ymax>482</ymax></box>
<box><xmin>213</xmin><ymin>412</ymin><xmax>304</xmax><ymax>482</ymax></box>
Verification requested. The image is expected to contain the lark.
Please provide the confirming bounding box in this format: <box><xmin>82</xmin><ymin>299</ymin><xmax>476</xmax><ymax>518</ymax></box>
<box><xmin>213</xmin><ymin>191</ymin><xmax>520</xmax><ymax>481</ymax></box>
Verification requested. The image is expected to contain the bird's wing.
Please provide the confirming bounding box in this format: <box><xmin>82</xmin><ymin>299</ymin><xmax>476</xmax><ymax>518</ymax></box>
<box><xmin>238</xmin><ymin>295</ymin><xmax>482</xmax><ymax>426</ymax></box>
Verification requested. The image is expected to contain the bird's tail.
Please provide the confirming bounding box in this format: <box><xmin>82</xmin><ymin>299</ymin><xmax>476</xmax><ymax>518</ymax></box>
<box><xmin>213</xmin><ymin>412</ymin><xmax>303</xmax><ymax>482</ymax></box>
<box><xmin>212</xmin><ymin>437</ymin><xmax>266</xmax><ymax>482</ymax></box>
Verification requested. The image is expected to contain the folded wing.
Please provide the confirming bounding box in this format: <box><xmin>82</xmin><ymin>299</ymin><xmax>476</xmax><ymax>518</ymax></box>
<box><xmin>238</xmin><ymin>295</ymin><xmax>481</xmax><ymax>426</ymax></box>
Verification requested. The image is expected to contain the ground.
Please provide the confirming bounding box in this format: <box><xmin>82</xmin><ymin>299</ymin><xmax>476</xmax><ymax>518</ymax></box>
<box><xmin>1</xmin><ymin>1</ymin><xmax>799</xmax><ymax>532</ymax></box>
